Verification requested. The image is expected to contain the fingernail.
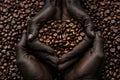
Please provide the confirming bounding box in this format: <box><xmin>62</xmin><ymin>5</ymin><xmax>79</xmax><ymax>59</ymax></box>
<box><xmin>92</xmin><ymin>31</ymin><xmax>95</xmax><ymax>37</ymax></box>
<box><xmin>23</xmin><ymin>30</ymin><xmax>27</xmax><ymax>33</ymax></box>
<box><xmin>28</xmin><ymin>34</ymin><xmax>32</xmax><ymax>41</ymax></box>
<box><xmin>97</xmin><ymin>31</ymin><xmax>101</xmax><ymax>37</ymax></box>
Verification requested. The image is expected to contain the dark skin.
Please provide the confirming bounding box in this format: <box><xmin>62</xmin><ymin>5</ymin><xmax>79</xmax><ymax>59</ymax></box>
<box><xmin>27</xmin><ymin>0</ymin><xmax>59</xmax><ymax>67</ymax></box>
<box><xmin>65</xmin><ymin>0</ymin><xmax>95</xmax><ymax>38</ymax></box>
<box><xmin>16</xmin><ymin>32</ymin><xmax>53</xmax><ymax>80</ymax></box>
<box><xmin>16</xmin><ymin>0</ymin><xmax>105</xmax><ymax>80</ymax></box>
<box><xmin>64</xmin><ymin>32</ymin><xmax>105</xmax><ymax>80</ymax></box>
<box><xmin>28</xmin><ymin>0</ymin><xmax>60</xmax><ymax>41</ymax></box>
<box><xmin>27</xmin><ymin>0</ymin><xmax>94</xmax><ymax>69</ymax></box>
<box><xmin>16</xmin><ymin>32</ymin><xmax>104</xmax><ymax>80</ymax></box>
<box><xmin>58</xmin><ymin>0</ymin><xmax>95</xmax><ymax>69</ymax></box>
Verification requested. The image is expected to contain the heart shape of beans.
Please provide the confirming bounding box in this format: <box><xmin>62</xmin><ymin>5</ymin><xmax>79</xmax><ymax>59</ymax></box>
<box><xmin>39</xmin><ymin>19</ymin><xmax>85</xmax><ymax>58</ymax></box>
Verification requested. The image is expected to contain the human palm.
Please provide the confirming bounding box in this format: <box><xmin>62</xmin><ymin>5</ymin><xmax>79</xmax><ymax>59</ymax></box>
<box><xmin>16</xmin><ymin>0</ymin><xmax>104</xmax><ymax>80</ymax></box>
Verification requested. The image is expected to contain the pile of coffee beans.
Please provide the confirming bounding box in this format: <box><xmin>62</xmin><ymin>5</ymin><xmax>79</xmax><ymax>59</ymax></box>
<box><xmin>0</xmin><ymin>0</ymin><xmax>45</xmax><ymax>80</ymax></box>
<box><xmin>39</xmin><ymin>19</ymin><xmax>85</xmax><ymax>57</ymax></box>
<box><xmin>0</xmin><ymin>0</ymin><xmax>120</xmax><ymax>80</ymax></box>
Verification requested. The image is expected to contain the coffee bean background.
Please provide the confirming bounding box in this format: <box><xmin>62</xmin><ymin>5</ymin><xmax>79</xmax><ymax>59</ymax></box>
<box><xmin>82</xmin><ymin>0</ymin><xmax>120</xmax><ymax>79</ymax></box>
<box><xmin>0</xmin><ymin>0</ymin><xmax>45</xmax><ymax>79</ymax></box>
<box><xmin>0</xmin><ymin>0</ymin><xmax>120</xmax><ymax>80</ymax></box>
<box><xmin>39</xmin><ymin>19</ymin><xmax>85</xmax><ymax>57</ymax></box>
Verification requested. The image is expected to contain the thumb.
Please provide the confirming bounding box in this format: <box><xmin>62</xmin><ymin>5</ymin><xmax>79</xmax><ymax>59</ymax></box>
<box><xmin>93</xmin><ymin>31</ymin><xmax>104</xmax><ymax>57</ymax></box>
<box><xmin>16</xmin><ymin>31</ymin><xmax>27</xmax><ymax>58</ymax></box>
<box><xmin>18</xmin><ymin>31</ymin><xmax>27</xmax><ymax>47</ymax></box>
<box><xmin>28</xmin><ymin>22</ymin><xmax>39</xmax><ymax>41</ymax></box>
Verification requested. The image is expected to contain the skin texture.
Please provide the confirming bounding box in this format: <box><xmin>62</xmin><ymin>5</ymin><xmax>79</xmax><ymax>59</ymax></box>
<box><xmin>57</xmin><ymin>0</ymin><xmax>95</xmax><ymax>70</ymax></box>
<box><xmin>27</xmin><ymin>0</ymin><xmax>95</xmax><ymax>69</ymax></box>
<box><xmin>27</xmin><ymin>0</ymin><xmax>62</xmax><ymax>53</ymax></box>
<box><xmin>16</xmin><ymin>32</ymin><xmax>104</xmax><ymax>80</ymax></box>
<box><xmin>16</xmin><ymin>32</ymin><xmax>53</xmax><ymax>80</ymax></box>
<box><xmin>27</xmin><ymin>0</ymin><xmax>59</xmax><ymax>67</ymax></box>
<box><xmin>16</xmin><ymin>0</ymin><xmax>105</xmax><ymax>80</ymax></box>
<box><xmin>58</xmin><ymin>35</ymin><xmax>93</xmax><ymax>70</ymax></box>
<box><xmin>65</xmin><ymin>0</ymin><xmax>95</xmax><ymax>38</ymax></box>
<box><xmin>28</xmin><ymin>0</ymin><xmax>60</xmax><ymax>41</ymax></box>
<box><xmin>64</xmin><ymin>32</ymin><xmax>105</xmax><ymax>80</ymax></box>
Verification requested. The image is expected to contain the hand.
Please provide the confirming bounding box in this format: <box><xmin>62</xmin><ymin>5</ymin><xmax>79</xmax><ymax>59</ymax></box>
<box><xmin>65</xmin><ymin>32</ymin><xmax>105</xmax><ymax>80</ymax></box>
<box><xmin>16</xmin><ymin>32</ymin><xmax>53</xmax><ymax>80</ymax></box>
<box><xmin>66</xmin><ymin>0</ymin><xmax>95</xmax><ymax>38</ymax></box>
<box><xmin>16</xmin><ymin>32</ymin><xmax>58</xmax><ymax>80</ymax></box>
<box><xmin>26</xmin><ymin>0</ymin><xmax>62</xmax><ymax>68</ymax></box>
<box><xmin>27</xmin><ymin>0</ymin><xmax>62</xmax><ymax>56</ymax></box>
<box><xmin>58</xmin><ymin>35</ymin><xmax>93</xmax><ymax>70</ymax></box>
<box><xmin>57</xmin><ymin>0</ymin><xmax>96</xmax><ymax>66</ymax></box>
<box><xmin>59</xmin><ymin>35</ymin><xmax>93</xmax><ymax>64</ymax></box>
<box><xmin>27</xmin><ymin>33</ymin><xmax>59</xmax><ymax>66</ymax></box>
<box><xmin>27</xmin><ymin>0</ymin><xmax>57</xmax><ymax>41</ymax></box>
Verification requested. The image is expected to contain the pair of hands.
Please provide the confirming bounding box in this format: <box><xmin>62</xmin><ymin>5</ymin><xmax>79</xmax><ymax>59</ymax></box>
<box><xmin>16</xmin><ymin>32</ymin><xmax>104</xmax><ymax>80</ymax></box>
<box><xmin>25</xmin><ymin>0</ymin><xmax>95</xmax><ymax>69</ymax></box>
<box><xmin>16</xmin><ymin>31</ymin><xmax>93</xmax><ymax>69</ymax></box>
<box><xmin>16</xmin><ymin>0</ymin><xmax>105</xmax><ymax>79</ymax></box>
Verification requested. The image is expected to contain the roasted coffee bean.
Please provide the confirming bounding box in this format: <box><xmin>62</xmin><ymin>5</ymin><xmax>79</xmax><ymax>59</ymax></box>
<box><xmin>38</xmin><ymin>20</ymin><xmax>85</xmax><ymax>57</ymax></box>
<box><xmin>1</xmin><ymin>0</ymin><xmax>120</xmax><ymax>79</ymax></box>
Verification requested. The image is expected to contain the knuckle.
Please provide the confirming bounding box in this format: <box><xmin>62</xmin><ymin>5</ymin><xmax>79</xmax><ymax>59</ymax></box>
<box><xmin>96</xmin><ymin>52</ymin><xmax>105</xmax><ymax>59</ymax></box>
<box><xmin>15</xmin><ymin>44</ymin><xmax>21</xmax><ymax>50</ymax></box>
<box><xmin>16</xmin><ymin>43</ymin><xmax>22</xmax><ymax>48</ymax></box>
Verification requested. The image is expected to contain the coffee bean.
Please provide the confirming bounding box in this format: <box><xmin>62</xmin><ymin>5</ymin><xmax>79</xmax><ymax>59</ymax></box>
<box><xmin>1</xmin><ymin>0</ymin><xmax>119</xmax><ymax>79</ymax></box>
<box><xmin>82</xmin><ymin>0</ymin><xmax>120</xmax><ymax>79</ymax></box>
<box><xmin>0</xmin><ymin>25</ymin><xmax>3</xmax><ymax>29</ymax></box>
<box><xmin>110</xmin><ymin>48</ymin><xmax>115</xmax><ymax>53</ymax></box>
<box><xmin>39</xmin><ymin>19</ymin><xmax>85</xmax><ymax>58</ymax></box>
<box><xmin>0</xmin><ymin>0</ymin><xmax>45</xmax><ymax>79</ymax></box>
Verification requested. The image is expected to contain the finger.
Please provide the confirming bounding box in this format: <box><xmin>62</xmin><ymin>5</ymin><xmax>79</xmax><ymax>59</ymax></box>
<box><xmin>51</xmin><ymin>0</ymin><xmax>57</xmax><ymax>6</ymax></box>
<box><xmin>66</xmin><ymin>51</ymin><xmax>104</xmax><ymax>80</ymax></box>
<box><xmin>35</xmin><ymin>51</ymin><xmax>58</xmax><ymax>64</ymax></box>
<box><xmin>46</xmin><ymin>55</ymin><xmax>59</xmax><ymax>64</ymax></box>
<box><xmin>54</xmin><ymin>0</ymin><xmax>62</xmax><ymax>20</ymax></box>
<box><xmin>27</xmin><ymin>4</ymin><xmax>56</xmax><ymax>41</ymax></box>
<box><xmin>46</xmin><ymin>0</ymin><xmax>57</xmax><ymax>6</ymax></box>
<box><xmin>16</xmin><ymin>31</ymin><xmax>27</xmax><ymax>57</ymax></box>
<box><xmin>16</xmin><ymin>32</ymin><xmax>26</xmax><ymax>54</ymax></box>
<box><xmin>66</xmin><ymin>0</ymin><xmax>86</xmax><ymax>21</ymax></box>
<box><xmin>65</xmin><ymin>0</ymin><xmax>95</xmax><ymax>38</ymax></box>
<box><xmin>35</xmin><ymin>52</ymin><xmax>58</xmax><ymax>68</ymax></box>
<box><xmin>58</xmin><ymin>56</ymin><xmax>79</xmax><ymax>70</ymax></box>
<box><xmin>46</xmin><ymin>0</ymin><xmax>50</xmax><ymax>3</ymax></box>
<box><xmin>60</xmin><ymin>35</ymin><xmax>93</xmax><ymax>63</ymax></box>
<box><xmin>18</xmin><ymin>31</ymin><xmax>27</xmax><ymax>47</ymax></box>
<box><xmin>46</xmin><ymin>60</ymin><xmax>58</xmax><ymax>68</ymax></box>
<box><xmin>28</xmin><ymin>22</ymin><xmax>39</xmax><ymax>41</ymax></box>
<box><xmin>27</xmin><ymin>1</ymin><xmax>48</xmax><ymax>41</ymax></box>
<box><xmin>85</xmin><ymin>18</ymin><xmax>95</xmax><ymax>38</ymax></box>
<box><xmin>68</xmin><ymin>33</ymin><xmax>104</xmax><ymax>79</ymax></box>
<box><xmin>93</xmin><ymin>31</ymin><xmax>104</xmax><ymax>56</ymax></box>
<box><xmin>56</xmin><ymin>0</ymin><xmax>61</xmax><ymax>6</ymax></box>
<box><xmin>17</xmin><ymin>54</ymin><xmax>52</xmax><ymax>80</ymax></box>
<box><xmin>28</xmin><ymin>39</ymin><xmax>55</xmax><ymax>54</ymax></box>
